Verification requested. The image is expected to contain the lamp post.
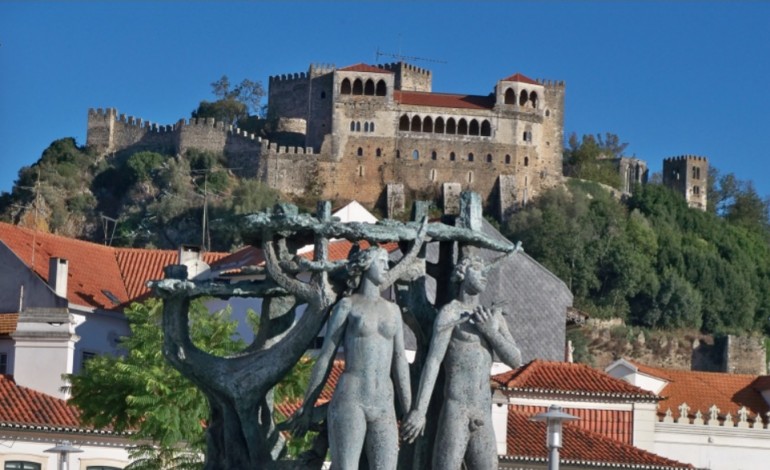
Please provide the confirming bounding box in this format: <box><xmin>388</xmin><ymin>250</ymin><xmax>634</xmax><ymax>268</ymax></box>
<box><xmin>44</xmin><ymin>441</ymin><xmax>83</xmax><ymax>470</ymax></box>
<box><xmin>530</xmin><ymin>405</ymin><xmax>579</xmax><ymax>470</ymax></box>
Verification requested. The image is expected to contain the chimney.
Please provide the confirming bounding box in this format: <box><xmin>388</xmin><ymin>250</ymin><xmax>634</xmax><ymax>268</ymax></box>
<box><xmin>178</xmin><ymin>245</ymin><xmax>203</xmax><ymax>265</ymax></box>
<box><xmin>48</xmin><ymin>257</ymin><xmax>69</xmax><ymax>298</ymax></box>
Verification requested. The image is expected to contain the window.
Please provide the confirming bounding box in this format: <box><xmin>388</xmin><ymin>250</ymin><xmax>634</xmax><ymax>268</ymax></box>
<box><xmin>376</xmin><ymin>79</ymin><xmax>387</xmax><ymax>96</ymax></box>
<box><xmin>529</xmin><ymin>91</ymin><xmax>538</xmax><ymax>108</ymax></box>
<box><xmin>412</xmin><ymin>150</ymin><xmax>419</xmax><ymax>160</ymax></box>
<box><xmin>320</xmin><ymin>91</ymin><xmax>326</xmax><ymax>99</ymax></box>
<box><xmin>423</xmin><ymin>116</ymin><xmax>434</xmax><ymax>133</ymax></box>
<box><xmin>446</xmin><ymin>118</ymin><xmax>456</xmax><ymax>134</ymax></box>
<box><xmin>376</xmin><ymin>148</ymin><xmax>382</xmax><ymax>157</ymax></box>
<box><xmin>435</xmin><ymin>117</ymin><xmax>445</xmax><ymax>134</ymax></box>
<box><xmin>545</xmin><ymin>109</ymin><xmax>551</xmax><ymax>117</ymax></box>
<box><xmin>504</xmin><ymin>88</ymin><xmax>516</xmax><ymax>104</ymax></box>
<box><xmin>505</xmin><ymin>154</ymin><xmax>511</xmax><ymax>164</ymax></box>
<box><xmin>358</xmin><ymin>165</ymin><xmax>364</xmax><ymax>177</ymax></box>
<box><xmin>364</xmin><ymin>79</ymin><xmax>375</xmax><ymax>96</ymax></box>
<box><xmin>355</xmin><ymin>122</ymin><xmax>361</xmax><ymax>132</ymax></box>
<box><xmin>0</xmin><ymin>353</ymin><xmax>7</xmax><ymax>374</ymax></box>
<box><xmin>693</xmin><ymin>167</ymin><xmax>701</xmax><ymax>179</ymax></box>
<box><xmin>467</xmin><ymin>153</ymin><xmax>474</xmax><ymax>162</ymax></box>
<box><xmin>693</xmin><ymin>186</ymin><xmax>700</xmax><ymax>195</ymax></box>
<box><xmin>396</xmin><ymin>150</ymin><xmax>401</xmax><ymax>159</ymax></box>
<box><xmin>430</xmin><ymin>169</ymin><xmax>437</xmax><ymax>181</ymax></box>
<box><xmin>480</xmin><ymin>120</ymin><xmax>491</xmax><ymax>137</ymax></box>
<box><xmin>352</xmin><ymin>78</ymin><xmax>363</xmax><ymax>95</ymax></box>
<box><xmin>5</xmin><ymin>463</ymin><xmax>41</xmax><ymax>470</ymax></box>
<box><xmin>364</xmin><ymin>122</ymin><xmax>370</xmax><ymax>132</ymax></box>
<box><xmin>340</xmin><ymin>78</ymin><xmax>351</xmax><ymax>95</ymax></box>
<box><xmin>431</xmin><ymin>151</ymin><xmax>437</xmax><ymax>161</ymax></box>
<box><xmin>82</xmin><ymin>351</ymin><xmax>96</xmax><ymax>367</ymax></box>
<box><xmin>449</xmin><ymin>152</ymin><xmax>456</xmax><ymax>161</ymax></box>
<box><xmin>519</xmin><ymin>89</ymin><xmax>528</xmax><ymax>106</ymax></box>
<box><xmin>357</xmin><ymin>147</ymin><xmax>363</xmax><ymax>157</ymax></box>
<box><xmin>369</xmin><ymin>122</ymin><xmax>375</xmax><ymax>132</ymax></box>
<box><xmin>469</xmin><ymin>119</ymin><xmax>479</xmax><ymax>136</ymax></box>
<box><xmin>411</xmin><ymin>115</ymin><xmax>421</xmax><ymax>132</ymax></box>
<box><xmin>468</xmin><ymin>171</ymin><xmax>474</xmax><ymax>184</ymax></box>
<box><xmin>524</xmin><ymin>156</ymin><xmax>529</xmax><ymax>167</ymax></box>
<box><xmin>486</xmin><ymin>154</ymin><xmax>492</xmax><ymax>163</ymax></box>
<box><xmin>458</xmin><ymin>119</ymin><xmax>468</xmax><ymax>135</ymax></box>
<box><xmin>350</xmin><ymin>121</ymin><xmax>355</xmax><ymax>132</ymax></box>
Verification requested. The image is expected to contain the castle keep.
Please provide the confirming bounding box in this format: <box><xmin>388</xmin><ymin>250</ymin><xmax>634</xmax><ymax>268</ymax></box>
<box><xmin>86</xmin><ymin>61</ymin><xmax>566</xmax><ymax>218</ymax></box>
<box><xmin>662</xmin><ymin>155</ymin><xmax>709</xmax><ymax>211</ymax></box>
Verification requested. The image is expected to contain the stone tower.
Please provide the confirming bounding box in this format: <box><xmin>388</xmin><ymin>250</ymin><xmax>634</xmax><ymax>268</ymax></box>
<box><xmin>662</xmin><ymin>155</ymin><xmax>708</xmax><ymax>211</ymax></box>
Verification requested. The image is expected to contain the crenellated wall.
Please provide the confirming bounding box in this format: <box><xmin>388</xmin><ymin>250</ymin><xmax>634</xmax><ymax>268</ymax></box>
<box><xmin>663</xmin><ymin>155</ymin><xmax>709</xmax><ymax>211</ymax></box>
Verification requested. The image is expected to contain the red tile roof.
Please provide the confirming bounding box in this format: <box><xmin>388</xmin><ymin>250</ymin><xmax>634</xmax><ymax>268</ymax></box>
<box><xmin>493</xmin><ymin>360</ymin><xmax>658</xmax><ymax>401</ymax></box>
<box><xmin>274</xmin><ymin>360</ymin><xmax>345</xmax><ymax>419</ymax></box>
<box><xmin>0</xmin><ymin>223</ymin><xmax>130</xmax><ymax>310</ymax></box>
<box><xmin>394</xmin><ymin>90</ymin><xmax>495</xmax><ymax>110</ymax></box>
<box><xmin>0</xmin><ymin>222</ymin><xmax>227</xmax><ymax>312</ymax></box>
<box><xmin>0</xmin><ymin>314</ymin><xmax>18</xmax><ymax>335</ymax></box>
<box><xmin>505</xmin><ymin>409</ymin><xmax>693</xmax><ymax>469</ymax></box>
<box><xmin>0</xmin><ymin>375</ymin><xmax>81</xmax><ymax>428</ymax></box>
<box><xmin>510</xmin><ymin>404</ymin><xmax>634</xmax><ymax>445</ymax></box>
<box><xmin>339</xmin><ymin>63</ymin><xmax>393</xmax><ymax>74</ymax></box>
<box><xmin>627</xmin><ymin>360</ymin><xmax>770</xmax><ymax>423</ymax></box>
<box><xmin>502</xmin><ymin>72</ymin><xmax>539</xmax><ymax>85</ymax></box>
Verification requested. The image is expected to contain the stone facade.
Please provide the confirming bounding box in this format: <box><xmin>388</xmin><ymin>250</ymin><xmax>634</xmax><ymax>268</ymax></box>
<box><xmin>87</xmin><ymin>61</ymin><xmax>566</xmax><ymax>217</ymax></box>
<box><xmin>662</xmin><ymin>155</ymin><xmax>708</xmax><ymax>211</ymax></box>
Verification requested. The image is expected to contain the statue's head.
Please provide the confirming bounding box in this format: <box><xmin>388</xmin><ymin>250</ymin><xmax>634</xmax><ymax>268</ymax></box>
<box><xmin>451</xmin><ymin>256</ymin><xmax>487</xmax><ymax>295</ymax></box>
<box><xmin>346</xmin><ymin>246</ymin><xmax>389</xmax><ymax>290</ymax></box>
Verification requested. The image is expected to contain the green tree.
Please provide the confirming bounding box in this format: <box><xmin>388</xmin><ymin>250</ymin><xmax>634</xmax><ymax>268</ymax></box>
<box><xmin>192</xmin><ymin>76</ymin><xmax>265</xmax><ymax>125</ymax></box>
<box><xmin>563</xmin><ymin>132</ymin><xmax>627</xmax><ymax>189</ymax></box>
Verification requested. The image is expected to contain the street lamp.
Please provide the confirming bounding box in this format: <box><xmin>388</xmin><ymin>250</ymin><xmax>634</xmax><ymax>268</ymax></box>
<box><xmin>44</xmin><ymin>441</ymin><xmax>83</xmax><ymax>470</ymax></box>
<box><xmin>530</xmin><ymin>405</ymin><xmax>579</xmax><ymax>470</ymax></box>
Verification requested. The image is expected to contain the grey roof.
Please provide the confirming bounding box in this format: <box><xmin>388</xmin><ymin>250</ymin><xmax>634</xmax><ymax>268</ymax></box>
<box><xmin>406</xmin><ymin>218</ymin><xmax>572</xmax><ymax>362</ymax></box>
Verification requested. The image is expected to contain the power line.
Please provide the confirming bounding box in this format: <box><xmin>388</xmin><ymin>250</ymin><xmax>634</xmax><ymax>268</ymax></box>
<box><xmin>375</xmin><ymin>47</ymin><xmax>447</xmax><ymax>65</ymax></box>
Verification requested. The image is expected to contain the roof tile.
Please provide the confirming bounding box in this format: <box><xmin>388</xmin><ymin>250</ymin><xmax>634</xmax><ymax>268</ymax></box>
<box><xmin>339</xmin><ymin>63</ymin><xmax>393</xmax><ymax>74</ymax></box>
<box><xmin>493</xmin><ymin>360</ymin><xmax>658</xmax><ymax>401</ymax></box>
<box><xmin>394</xmin><ymin>90</ymin><xmax>495</xmax><ymax>110</ymax></box>
<box><xmin>0</xmin><ymin>314</ymin><xmax>19</xmax><ymax>335</ymax></box>
<box><xmin>0</xmin><ymin>375</ymin><xmax>82</xmax><ymax>428</ymax></box>
<box><xmin>502</xmin><ymin>72</ymin><xmax>539</xmax><ymax>85</ymax></box>
<box><xmin>505</xmin><ymin>409</ymin><xmax>692</xmax><ymax>469</ymax></box>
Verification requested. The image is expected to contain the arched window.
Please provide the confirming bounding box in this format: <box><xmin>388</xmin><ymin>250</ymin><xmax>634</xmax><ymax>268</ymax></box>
<box><xmin>376</xmin><ymin>148</ymin><xmax>382</xmax><ymax>157</ymax></box>
<box><xmin>396</xmin><ymin>150</ymin><xmax>401</xmax><ymax>159</ymax></box>
<box><xmin>468</xmin><ymin>153</ymin><xmax>474</xmax><ymax>162</ymax></box>
<box><xmin>350</xmin><ymin>121</ymin><xmax>356</xmax><ymax>132</ymax></box>
<box><xmin>341</xmin><ymin>78</ymin><xmax>352</xmax><ymax>94</ymax></box>
<box><xmin>458</xmin><ymin>118</ymin><xmax>468</xmax><ymax>135</ymax></box>
<box><xmin>545</xmin><ymin>109</ymin><xmax>551</xmax><ymax>117</ymax></box>
<box><xmin>529</xmin><ymin>91</ymin><xmax>538</xmax><ymax>108</ymax></box>
<box><xmin>357</xmin><ymin>147</ymin><xmax>363</xmax><ymax>157</ymax></box>
<box><xmin>486</xmin><ymin>154</ymin><xmax>492</xmax><ymax>163</ymax></box>
<box><xmin>412</xmin><ymin>150</ymin><xmax>419</xmax><ymax>160</ymax></box>
<box><xmin>399</xmin><ymin>115</ymin><xmax>410</xmax><ymax>131</ymax></box>
<box><xmin>435</xmin><ymin>117</ymin><xmax>445</xmax><ymax>133</ymax></box>
<box><xmin>364</xmin><ymin>122</ymin><xmax>369</xmax><ymax>132</ymax></box>
<box><xmin>693</xmin><ymin>185</ymin><xmax>700</xmax><ymax>195</ymax></box>
<box><xmin>364</xmin><ymin>79</ymin><xmax>375</xmax><ymax>95</ymax></box>
<box><xmin>519</xmin><ymin>89</ymin><xmax>528</xmax><ymax>106</ymax></box>
<box><xmin>504</xmin><ymin>88</ymin><xmax>516</xmax><ymax>104</ymax></box>
<box><xmin>469</xmin><ymin>119</ymin><xmax>480</xmax><ymax>136</ymax></box>
<box><xmin>431</xmin><ymin>150</ymin><xmax>437</xmax><ymax>160</ymax></box>
<box><xmin>505</xmin><ymin>154</ymin><xmax>511</xmax><ymax>164</ymax></box>
<box><xmin>356</xmin><ymin>122</ymin><xmax>361</xmax><ymax>132</ymax></box>
<box><xmin>524</xmin><ymin>156</ymin><xmax>529</xmax><ymax>167</ymax></box>
<box><xmin>423</xmin><ymin>116</ymin><xmax>434</xmax><ymax>133</ymax></box>
<box><xmin>411</xmin><ymin>115</ymin><xmax>421</xmax><ymax>132</ymax></box>
<box><xmin>376</xmin><ymin>79</ymin><xmax>387</xmax><ymax>96</ymax></box>
<box><xmin>446</xmin><ymin>118</ymin><xmax>456</xmax><ymax>134</ymax></box>
<box><xmin>352</xmin><ymin>78</ymin><xmax>363</xmax><ymax>95</ymax></box>
<box><xmin>370</xmin><ymin>122</ymin><xmax>375</xmax><ymax>132</ymax></box>
<box><xmin>450</xmin><ymin>152</ymin><xmax>456</xmax><ymax>161</ymax></box>
<box><xmin>693</xmin><ymin>167</ymin><xmax>700</xmax><ymax>179</ymax></box>
<box><xmin>481</xmin><ymin>120</ymin><xmax>491</xmax><ymax>136</ymax></box>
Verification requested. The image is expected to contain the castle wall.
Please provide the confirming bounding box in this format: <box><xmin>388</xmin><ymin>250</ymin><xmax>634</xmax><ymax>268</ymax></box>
<box><xmin>267</xmin><ymin>71</ymin><xmax>310</xmax><ymax>121</ymax></box>
<box><xmin>379</xmin><ymin>62</ymin><xmax>432</xmax><ymax>92</ymax></box>
<box><xmin>260</xmin><ymin>142</ymin><xmax>319</xmax><ymax>195</ymax></box>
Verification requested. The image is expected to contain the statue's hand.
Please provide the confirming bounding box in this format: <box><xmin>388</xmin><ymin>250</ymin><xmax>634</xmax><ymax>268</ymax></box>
<box><xmin>401</xmin><ymin>410</ymin><xmax>426</xmax><ymax>443</ymax></box>
<box><xmin>286</xmin><ymin>404</ymin><xmax>313</xmax><ymax>438</ymax></box>
<box><xmin>472</xmin><ymin>305</ymin><xmax>499</xmax><ymax>337</ymax></box>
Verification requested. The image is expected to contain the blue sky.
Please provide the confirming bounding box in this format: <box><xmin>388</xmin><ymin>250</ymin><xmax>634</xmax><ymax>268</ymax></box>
<box><xmin>1</xmin><ymin>2</ymin><xmax>769</xmax><ymax>197</ymax></box>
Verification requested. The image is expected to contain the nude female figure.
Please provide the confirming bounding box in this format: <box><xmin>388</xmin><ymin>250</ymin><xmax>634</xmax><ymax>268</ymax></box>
<box><xmin>291</xmin><ymin>223</ymin><xmax>427</xmax><ymax>469</ymax></box>
<box><xmin>402</xmin><ymin>255</ymin><xmax>522</xmax><ymax>470</ymax></box>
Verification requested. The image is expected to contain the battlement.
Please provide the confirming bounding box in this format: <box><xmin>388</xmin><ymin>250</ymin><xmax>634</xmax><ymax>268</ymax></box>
<box><xmin>664</xmin><ymin>155</ymin><xmax>708</xmax><ymax>163</ymax></box>
<box><xmin>88</xmin><ymin>107</ymin><xmax>118</xmax><ymax>118</ymax></box>
<box><xmin>378</xmin><ymin>62</ymin><xmax>432</xmax><ymax>77</ymax></box>
<box><xmin>536</xmin><ymin>79</ymin><xmax>566</xmax><ymax>88</ymax></box>
<box><xmin>269</xmin><ymin>72</ymin><xmax>309</xmax><ymax>84</ymax></box>
<box><xmin>309</xmin><ymin>63</ymin><xmax>336</xmax><ymax>76</ymax></box>
<box><xmin>262</xmin><ymin>139</ymin><xmax>315</xmax><ymax>155</ymax></box>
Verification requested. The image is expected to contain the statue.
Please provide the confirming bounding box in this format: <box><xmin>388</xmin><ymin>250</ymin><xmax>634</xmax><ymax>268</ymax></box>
<box><xmin>402</xmin><ymin>255</ymin><xmax>522</xmax><ymax>469</ymax></box>
<box><xmin>289</xmin><ymin>220</ymin><xmax>428</xmax><ymax>470</ymax></box>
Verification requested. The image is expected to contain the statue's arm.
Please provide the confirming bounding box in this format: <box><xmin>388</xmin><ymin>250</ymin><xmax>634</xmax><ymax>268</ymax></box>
<box><xmin>381</xmin><ymin>217</ymin><xmax>429</xmax><ymax>288</ymax></box>
<box><xmin>391</xmin><ymin>306</ymin><xmax>412</xmax><ymax>416</ymax></box>
<box><xmin>475</xmin><ymin>307</ymin><xmax>522</xmax><ymax>369</ymax></box>
<box><xmin>290</xmin><ymin>298</ymin><xmax>350</xmax><ymax>436</ymax></box>
<box><xmin>401</xmin><ymin>308</ymin><xmax>454</xmax><ymax>442</ymax></box>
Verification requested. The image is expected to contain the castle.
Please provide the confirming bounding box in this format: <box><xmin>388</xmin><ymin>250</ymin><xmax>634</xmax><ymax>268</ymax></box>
<box><xmin>86</xmin><ymin>60</ymin><xmax>707</xmax><ymax>215</ymax></box>
<box><xmin>87</xmin><ymin>61</ymin><xmax>566</xmax><ymax>218</ymax></box>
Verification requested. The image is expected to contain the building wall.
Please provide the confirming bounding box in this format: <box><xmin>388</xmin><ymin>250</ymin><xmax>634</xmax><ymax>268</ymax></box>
<box><xmin>0</xmin><ymin>432</ymin><xmax>131</xmax><ymax>470</ymax></box>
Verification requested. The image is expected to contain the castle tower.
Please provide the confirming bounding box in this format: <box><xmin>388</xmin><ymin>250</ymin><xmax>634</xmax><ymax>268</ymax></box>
<box><xmin>86</xmin><ymin>108</ymin><xmax>117</xmax><ymax>154</ymax></box>
<box><xmin>662</xmin><ymin>155</ymin><xmax>708</xmax><ymax>211</ymax></box>
<box><xmin>378</xmin><ymin>62</ymin><xmax>432</xmax><ymax>92</ymax></box>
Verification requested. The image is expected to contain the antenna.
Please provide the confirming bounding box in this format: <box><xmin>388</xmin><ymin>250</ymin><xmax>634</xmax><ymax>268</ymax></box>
<box><xmin>100</xmin><ymin>214</ymin><xmax>118</xmax><ymax>246</ymax></box>
<box><xmin>375</xmin><ymin>47</ymin><xmax>447</xmax><ymax>65</ymax></box>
